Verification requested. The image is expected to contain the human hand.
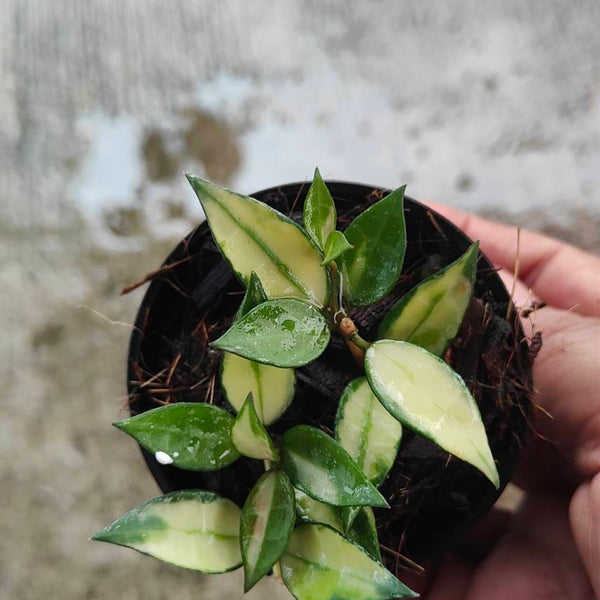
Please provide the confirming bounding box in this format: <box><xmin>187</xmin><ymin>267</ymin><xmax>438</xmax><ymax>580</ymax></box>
<box><xmin>408</xmin><ymin>204</ymin><xmax>600</xmax><ymax>600</ymax></box>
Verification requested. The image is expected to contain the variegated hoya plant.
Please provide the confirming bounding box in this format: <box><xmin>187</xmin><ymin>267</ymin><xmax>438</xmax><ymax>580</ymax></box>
<box><xmin>93</xmin><ymin>169</ymin><xmax>500</xmax><ymax>600</ymax></box>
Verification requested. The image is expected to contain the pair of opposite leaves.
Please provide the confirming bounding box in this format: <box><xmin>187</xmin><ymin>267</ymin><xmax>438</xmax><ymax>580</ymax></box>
<box><xmin>187</xmin><ymin>168</ymin><xmax>408</xmax><ymax>309</ymax></box>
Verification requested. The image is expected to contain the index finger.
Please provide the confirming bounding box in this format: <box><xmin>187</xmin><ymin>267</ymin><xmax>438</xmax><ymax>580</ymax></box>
<box><xmin>426</xmin><ymin>202</ymin><xmax>600</xmax><ymax>318</ymax></box>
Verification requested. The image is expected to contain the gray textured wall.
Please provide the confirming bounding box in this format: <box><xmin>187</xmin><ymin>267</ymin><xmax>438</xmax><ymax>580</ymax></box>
<box><xmin>2</xmin><ymin>2</ymin><xmax>599</xmax><ymax>599</ymax></box>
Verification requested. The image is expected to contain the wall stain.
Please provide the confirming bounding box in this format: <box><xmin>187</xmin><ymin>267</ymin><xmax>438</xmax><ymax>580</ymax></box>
<box><xmin>141</xmin><ymin>108</ymin><xmax>241</xmax><ymax>187</ymax></box>
<box><xmin>142</xmin><ymin>131</ymin><xmax>179</xmax><ymax>181</ymax></box>
<box><xmin>456</xmin><ymin>173</ymin><xmax>474</xmax><ymax>191</ymax></box>
<box><xmin>31</xmin><ymin>323</ymin><xmax>65</xmax><ymax>349</ymax></box>
<box><xmin>182</xmin><ymin>108</ymin><xmax>241</xmax><ymax>185</ymax></box>
<box><xmin>104</xmin><ymin>207</ymin><xmax>144</xmax><ymax>237</ymax></box>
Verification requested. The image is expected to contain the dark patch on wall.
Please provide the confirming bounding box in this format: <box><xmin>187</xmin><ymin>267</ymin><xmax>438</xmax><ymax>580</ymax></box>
<box><xmin>141</xmin><ymin>109</ymin><xmax>241</xmax><ymax>187</ymax></box>
<box><xmin>142</xmin><ymin>131</ymin><xmax>179</xmax><ymax>181</ymax></box>
<box><xmin>104</xmin><ymin>207</ymin><xmax>144</xmax><ymax>237</ymax></box>
<box><xmin>31</xmin><ymin>323</ymin><xmax>65</xmax><ymax>349</ymax></box>
<box><xmin>182</xmin><ymin>108</ymin><xmax>241</xmax><ymax>185</ymax></box>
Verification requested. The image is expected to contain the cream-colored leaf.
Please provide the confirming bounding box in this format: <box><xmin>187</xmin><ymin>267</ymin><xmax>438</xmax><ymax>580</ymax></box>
<box><xmin>188</xmin><ymin>175</ymin><xmax>329</xmax><ymax>306</ymax></box>
<box><xmin>92</xmin><ymin>491</ymin><xmax>242</xmax><ymax>573</ymax></box>
<box><xmin>231</xmin><ymin>394</ymin><xmax>278</xmax><ymax>461</ymax></box>
<box><xmin>336</xmin><ymin>377</ymin><xmax>402</xmax><ymax>487</ymax></box>
<box><xmin>365</xmin><ymin>340</ymin><xmax>499</xmax><ymax>488</ymax></box>
<box><xmin>221</xmin><ymin>352</ymin><xmax>294</xmax><ymax>426</ymax></box>
<box><xmin>280</xmin><ymin>524</ymin><xmax>417</xmax><ymax>600</ymax></box>
<box><xmin>378</xmin><ymin>242</ymin><xmax>479</xmax><ymax>355</ymax></box>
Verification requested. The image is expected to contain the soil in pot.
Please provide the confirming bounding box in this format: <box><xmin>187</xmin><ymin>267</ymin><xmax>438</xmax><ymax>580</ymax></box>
<box><xmin>126</xmin><ymin>181</ymin><xmax>533</xmax><ymax>568</ymax></box>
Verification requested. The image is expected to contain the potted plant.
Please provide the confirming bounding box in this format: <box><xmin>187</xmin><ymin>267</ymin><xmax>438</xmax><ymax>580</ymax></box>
<box><xmin>93</xmin><ymin>171</ymin><xmax>533</xmax><ymax>599</ymax></box>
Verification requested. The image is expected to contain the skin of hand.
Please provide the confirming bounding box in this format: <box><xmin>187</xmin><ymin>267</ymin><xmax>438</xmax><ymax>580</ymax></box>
<box><xmin>403</xmin><ymin>203</ymin><xmax>600</xmax><ymax>600</ymax></box>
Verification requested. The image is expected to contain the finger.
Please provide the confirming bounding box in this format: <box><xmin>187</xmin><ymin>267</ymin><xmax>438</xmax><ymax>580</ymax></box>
<box><xmin>491</xmin><ymin>270</ymin><xmax>600</xmax><ymax>485</ymax></box>
<box><xmin>511</xmin><ymin>434</ymin><xmax>578</xmax><ymax>492</ymax></box>
<box><xmin>464</xmin><ymin>491</ymin><xmax>594</xmax><ymax>600</ymax></box>
<box><xmin>456</xmin><ymin>508</ymin><xmax>513</xmax><ymax>562</ymax></box>
<box><xmin>426</xmin><ymin>202</ymin><xmax>600</xmax><ymax>317</ymax></box>
<box><xmin>570</xmin><ymin>473</ymin><xmax>600</xmax><ymax>596</ymax></box>
<box><xmin>425</xmin><ymin>556</ymin><xmax>474</xmax><ymax>600</ymax></box>
<box><xmin>529</xmin><ymin>307</ymin><xmax>600</xmax><ymax>480</ymax></box>
<box><xmin>496</xmin><ymin>268</ymin><xmax>539</xmax><ymax>310</ymax></box>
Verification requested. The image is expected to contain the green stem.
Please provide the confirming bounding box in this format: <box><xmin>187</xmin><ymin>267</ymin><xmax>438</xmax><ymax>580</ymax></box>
<box><xmin>328</xmin><ymin>262</ymin><xmax>342</xmax><ymax>316</ymax></box>
<box><xmin>350</xmin><ymin>332</ymin><xmax>371</xmax><ymax>351</ymax></box>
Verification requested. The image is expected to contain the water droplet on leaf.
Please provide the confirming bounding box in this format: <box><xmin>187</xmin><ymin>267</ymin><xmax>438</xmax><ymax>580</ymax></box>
<box><xmin>155</xmin><ymin>451</ymin><xmax>173</xmax><ymax>465</ymax></box>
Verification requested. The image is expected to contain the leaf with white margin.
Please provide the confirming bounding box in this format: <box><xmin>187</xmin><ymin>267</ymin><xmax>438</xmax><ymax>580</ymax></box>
<box><xmin>280</xmin><ymin>524</ymin><xmax>417</xmax><ymax>600</ymax></box>
<box><xmin>377</xmin><ymin>242</ymin><xmax>479</xmax><ymax>355</ymax></box>
<box><xmin>303</xmin><ymin>167</ymin><xmax>337</xmax><ymax>251</ymax></box>
<box><xmin>187</xmin><ymin>175</ymin><xmax>329</xmax><ymax>307</ymax></box>
<box><xmin>335</xmin><ymin>377</ymin><xmax>402</xmax><ymax>487</ymax></box>
<box><xmin>365</xmin><ymin>340</ymin><xmax>499</xmax><ymax>488</ymax></box>
<box><xmin>212</xmin><ymin>298</ymin><xmax>330</xmax><ymax>368</ymax></box>
<box><xmin>231</xmin><ymin>394</ymin><xmax>278</xmax><ymax>461</ymax></box>
<box><xmin>221</xmin><ymin>353</ymin><xmax>295</xmax><ymax>425</ymax></box>
<box><xmin>280</xmin><ymin>425</ymin><xmax>389</xmax><ymax>508</ymax></box>
<box><xmin>113</xmin><ymin>403</ymin><xmax>239</xmax><ymax>471</ymax></box>
<box><xmin>240</xmin><ymin>470</ymin><xmax>296</xmax><ymax>591</ymax></box>
<box><xmin>92</xmin><ymin>490</ymin><xmax>242</xmax><ymax>573</ymax></box>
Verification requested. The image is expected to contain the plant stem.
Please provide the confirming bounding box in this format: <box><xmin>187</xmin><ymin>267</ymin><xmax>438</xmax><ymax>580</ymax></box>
<box><xmin>336</xmin><ymin>314</ymin><xmax>371</xmax><ymax>367</ymax></box>
<box><xmin>350</xmin><ymin>332</ymin><xmax>371</xmax><ymax>351</ymax></box>
<box><xmin>345</xmin><ymin>338</ymin><xmax>366</xmax><ymax>368</ymax></box>
<box><xmin>327</xmin><ymin>262</ymin><xmax>343</xmax><ymax>318</ymax></box>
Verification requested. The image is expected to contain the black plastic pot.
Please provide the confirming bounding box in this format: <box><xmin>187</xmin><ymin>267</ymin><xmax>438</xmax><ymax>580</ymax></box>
<box><xmin>126</xmin><ymin>181</ymin><xmax>532</xmax><ymax>564</ymax></box>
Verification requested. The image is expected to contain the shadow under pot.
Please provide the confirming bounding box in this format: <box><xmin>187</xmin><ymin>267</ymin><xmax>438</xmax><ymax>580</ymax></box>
<box><xmin>126</xmin><ymin>180</ymin><xmax>533</xmax><ymax>565</ymax></box>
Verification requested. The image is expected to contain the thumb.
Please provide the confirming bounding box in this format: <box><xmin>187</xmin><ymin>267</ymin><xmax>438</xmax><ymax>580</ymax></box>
<box><xmin>493</xmin><ymin>267</ymin><xmax>600</xmax><ymax>481</ymax></box>
<box><xmin>528</xmin><ymin>305</ymin><xmax>600</xmax><ymax>480</ymax></box>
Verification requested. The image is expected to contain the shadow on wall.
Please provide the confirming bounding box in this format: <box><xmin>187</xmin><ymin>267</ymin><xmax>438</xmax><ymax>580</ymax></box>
<box><xmin>142</xmin><ymin>108</ymin><xmax>241</xmax><ymax>185</ymax></box>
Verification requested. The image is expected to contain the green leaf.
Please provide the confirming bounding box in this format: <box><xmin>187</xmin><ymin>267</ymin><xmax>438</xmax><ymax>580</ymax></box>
<box><xmin>187</xmin><ymin>175</ymin><xmax>329</xmax><ymax>307</ymax></box>
<box><xmin>303</xmin><ymin>167</ymin><xmax>337</xmax><ymax>251</ymax></box>
<box><xmin>91</xmin><ymin>490</ymin><xmax>242</xmax><ymax>573</ymax></box>
<box><xmin>338</xmin><ymin>187</ymin><xmax>406</xmax><ymax>306</ymax></box>
<box><xmin>338</xmin><ymin>506</ymin><xmax>361</xmax><ymax>533</ymax></box>
<box><xmin>223</xmin><ymin>271</ymin><xmax>295</xmax><ymax>425</ymax></box>
<box><xmin>280</xmin><ymin>524</ymin><xmax>417</xmax><ymax>600</ymax></box>
<box><xmin>221</xmin><ymin>352</ymin><xmax>295</xmax><ymax>425</ymax></box>
<box><xmin>335</xmin><ymin>377</ymin><xmax>402</xmax><ymax>487</ymax></box>
<box><xmin>294</xmin><ymin>494</ymin><xmax>368</xmax><ymax>546</ymax></box>
<box><xmin>346</xmin><ymin>507</ymin><xmax>381</xmax><ymax>561</ymax></box>
<box><xmin>365</xmin><ymin>340</ymin><xmax>499</xmax><ymax>488</ymax></box>
<box><xmin>238</xmin><ymin>271</ymin><xmax>268</xmax><ymax>317</ymax></box>
<box><xmin>294</xmin><ymin>489</ymin><xmax>345</xmax><ymax>531</ymax></box>
<box><xmin>231</xmin><ymin>394</ymin><xmax>279</xmax><ymax>461</ymax></box>
<box><xmin>321</xmin><ymin>230</ymin><xmax>353</xmax><ymax>265</ymax></box>
<box><xmin>240</xmin><ymin>470</ymin><xmax>296</xmax><ymax>591</ymax></box>
<box><xmin>280</xmin><ymin>426</ymin><xmax>389</xmax><ymax>508</ymax></box>
<box><xmin>113</xmin><ymin>403</ymin><xmax>239</xmax><ymax>471</ymax></box>
<box><xmin>212</xmin><ymin>298</ymin><xmax>330</xmax><ymax>368</ymax></box>
<box><xmin>377</xmin><ymin>242</ymin><xmax>479</xmax><ymax>355</ymax></box>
